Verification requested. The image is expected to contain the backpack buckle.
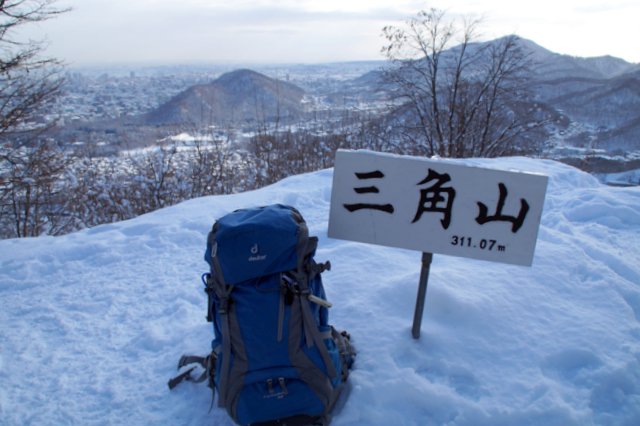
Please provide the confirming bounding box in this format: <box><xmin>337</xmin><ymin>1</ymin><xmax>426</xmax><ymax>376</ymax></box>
<box><xmin>305</xmin><ymin>260</ymin><xmax>331</xmax><ymax>276</ymax></box>
<box><xmin>218</xmin><ymin>296</ymin><xmax>230</xmax><ymax>315</ymax></box>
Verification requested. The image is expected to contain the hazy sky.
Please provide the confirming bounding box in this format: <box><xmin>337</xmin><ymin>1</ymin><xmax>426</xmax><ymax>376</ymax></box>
<box><xmin>19</xmin><ymin>0</ymin><xmax>640</xmax><ymax>66</ymax></box>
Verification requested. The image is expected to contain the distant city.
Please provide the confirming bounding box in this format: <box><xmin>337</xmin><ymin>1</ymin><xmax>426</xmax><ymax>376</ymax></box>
<box><xmin>49</xmin><ymin>62</ymin><xmax>386</xmax><ymax>125</ymax></box>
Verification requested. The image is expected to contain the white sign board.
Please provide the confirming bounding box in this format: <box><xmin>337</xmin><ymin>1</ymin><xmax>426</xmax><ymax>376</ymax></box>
<box><xmin>329</xmin><ymin>150</ymin><xmax>548</xmax><ymax>266</ymax></box>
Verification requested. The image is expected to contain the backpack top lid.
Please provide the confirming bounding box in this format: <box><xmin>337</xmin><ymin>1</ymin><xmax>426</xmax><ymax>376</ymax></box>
<box><xmin>205</xmin><ymin>204</ymin><xmax>308</xmax><ymax>285</ymax></box>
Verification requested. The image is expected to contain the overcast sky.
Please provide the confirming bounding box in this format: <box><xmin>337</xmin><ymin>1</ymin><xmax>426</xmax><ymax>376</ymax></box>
<box><xmin>19</xmin><ymin>0</ymin><xmax>640</xmax><ymax>66</ymax></box>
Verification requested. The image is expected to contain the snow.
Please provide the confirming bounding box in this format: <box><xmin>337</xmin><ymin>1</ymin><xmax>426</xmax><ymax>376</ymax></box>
<box><xmin>597</xmin><ymin>168</ymin><xmax>640</xmax><ymax>187</ymax></box>
<box><xmin>1</xmin><ymin>157</ymin><xmax>639</xmax><ymax>426</ymax></box>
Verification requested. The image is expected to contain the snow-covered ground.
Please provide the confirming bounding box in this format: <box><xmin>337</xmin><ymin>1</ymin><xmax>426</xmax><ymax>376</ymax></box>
<box><xmin>597</xmin><ymin>168</ymin><xmax>640</xmax><ymax>187</ymax></box>
<box><xmin>1</xmin><ymin>157</ymin><xmax>639</xmax><ymax>425</ymax></box>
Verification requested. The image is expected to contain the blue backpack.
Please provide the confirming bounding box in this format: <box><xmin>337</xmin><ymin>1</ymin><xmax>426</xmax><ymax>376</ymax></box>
<box><xmin>170</xmin><ymin>204</ymin><xmax>355</xmax><ymax>426</ymax></box>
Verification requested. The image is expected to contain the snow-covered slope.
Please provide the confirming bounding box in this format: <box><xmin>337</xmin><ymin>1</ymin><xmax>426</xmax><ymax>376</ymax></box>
<box><xmin>1</xmin><ymin>157</ymin><xmax>639</xmax><ymax>425</ymax></box>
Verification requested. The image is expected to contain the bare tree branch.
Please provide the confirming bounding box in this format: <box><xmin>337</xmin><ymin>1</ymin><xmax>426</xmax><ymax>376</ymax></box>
<box><xmin>381</xmin><ymin>8</ymin><xmax>543</xmax><ymax>158</ymax></box>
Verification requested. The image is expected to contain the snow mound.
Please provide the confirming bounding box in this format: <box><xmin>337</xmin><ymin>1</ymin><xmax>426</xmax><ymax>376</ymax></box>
<box><xmin>1</xmin><ymin>157</ymin><xmax>639</xmax><ymax>425</ymax></box>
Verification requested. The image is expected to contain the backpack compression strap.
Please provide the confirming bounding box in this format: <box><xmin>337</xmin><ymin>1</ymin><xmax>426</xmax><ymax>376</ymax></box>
<box><xmin>291</xmin><ymin>236</ymin><xmax>338</xmax><ymax>380</ymax></box>
<box><xmin>297</xmin><ymin>286</ymin><xmax>338</xmax><ymax>380</ymax></box>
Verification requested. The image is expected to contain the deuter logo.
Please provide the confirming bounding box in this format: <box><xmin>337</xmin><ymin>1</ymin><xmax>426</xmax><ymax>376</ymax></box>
<box><xmin>248</xmin><ymin>243</ymin><xmax>267</xmax><ymax>262</ymax></box>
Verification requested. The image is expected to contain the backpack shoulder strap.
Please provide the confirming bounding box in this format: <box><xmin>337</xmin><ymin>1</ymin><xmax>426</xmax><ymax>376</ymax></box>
<box><xmin>206</xmin><ymin>252</ymin><xmax>236</xmax><ymax>408</ymax></box>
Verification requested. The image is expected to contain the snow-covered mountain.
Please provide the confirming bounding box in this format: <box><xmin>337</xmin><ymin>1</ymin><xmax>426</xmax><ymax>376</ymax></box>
<box><xmin>516</xmin><ymin>38</ymin><xmax>637</xmax><ymax>81</ymax></box>
<box><xmin>340</xmin><ymin>37</ymin><xmax>640</xmax><ymax>156</ymax></box>
<box><xmin>142</xmin><ymin>69</ymin><xmax>306</xmax><ymax>127</ymax></box>
<box><xmin>1</xmin><ymin>156</ymin><xmax>639</xmax><ymax>425</ymax></box>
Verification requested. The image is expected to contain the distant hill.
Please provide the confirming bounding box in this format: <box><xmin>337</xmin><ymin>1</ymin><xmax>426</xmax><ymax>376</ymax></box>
<box><xmin>346</xmin><ymin>37</ymin><xmax>638</xmax><ymax>95</ymax></box>
<box><xmin>143</xmin><ymin>69</ymin><xmax>306</xmax><ymax>127</ymax></box>
<box><xmin>542</xmin><ymin>69</ymin><xmax>640</xmax><ymax>120</ymax></box>
<box><xmin>339</xmin><ymin>37</ymin><xmax>640</xmax><ymax>153</ymax></box>
<box><xmin>517</xmin><ymin>38</ymin><xmax>637</xmax><ymax>80</ymax></box>
<box><xmin>534</xmin><ymin>67</ymin><xmax>640</xmax><ymax>151</ymax></box>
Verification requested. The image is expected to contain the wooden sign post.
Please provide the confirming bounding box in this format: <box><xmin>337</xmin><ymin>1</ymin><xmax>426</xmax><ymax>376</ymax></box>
<box><xmin>412</xmin><ymin>252</ymin><xmax>433</xmax><ymax>339</ymax></box>
<box><xmin>328</xmin><ymin>150</ymin><xmax>549</xmax><ymax>339</ymax></box>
